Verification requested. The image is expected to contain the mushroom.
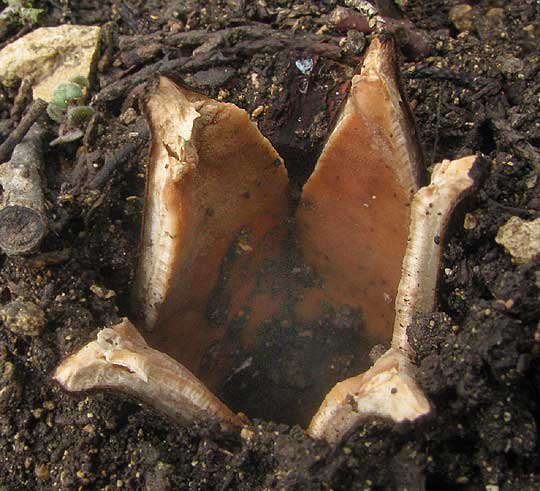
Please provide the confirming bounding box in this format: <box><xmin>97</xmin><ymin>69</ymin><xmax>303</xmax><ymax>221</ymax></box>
<box><xmin>54</xmin><ymin>318</ymin><xmax>243</xmax><ymax>431</ymax></box>
<box><xmin>54</xmin><ymin>36</ymin><xmax>483</xmax><ymax>445</ymax></box>
<box><xmin>307</xmin><ymin>155</ymin><xmax>483</xmax><ymax>444</ymax></box>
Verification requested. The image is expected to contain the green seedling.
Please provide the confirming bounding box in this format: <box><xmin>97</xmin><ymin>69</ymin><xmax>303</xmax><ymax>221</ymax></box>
<box><xmin>66</xmin><ymin>106</ymin><xmax>94</xmax><ymax>127</ymax></box>
<box><xmin>46</xmin><ymin>103</ymin><xmax>65</xmax><ymax>124</ymax></box>
<box><xmin>69</xmin><ymin>75</ymin><xmax>90</xmax><ymax>88</ymax></box>
<box><xmin>46</xmin><ymin>76</ymin><xmax>95</xmax><ymax>145</ymax></box>
<box><xmin>0</xmin><ymin>0</ymin><xmax>43</xmax><ymax>28</ymax></box>
<box><xmin>51</xmin><ymin>83</ymin><xmax>83</xmax><ymax>109</ymax></box>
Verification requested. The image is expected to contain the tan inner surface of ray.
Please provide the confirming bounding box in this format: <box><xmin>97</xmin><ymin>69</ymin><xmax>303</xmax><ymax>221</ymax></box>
<box><xmin>296</xmin><ymin>73</ymin><xmax>415</xmax><ymax>343</ymax></box>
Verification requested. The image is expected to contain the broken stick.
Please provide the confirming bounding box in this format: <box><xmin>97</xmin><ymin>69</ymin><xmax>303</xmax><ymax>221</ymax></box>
<box><xmin>0</xmin><ymin>98</ymin><xmax>47</xmax><ymax>164</ymax></box>
<box><xmin>0</xmin><ymin>118</ymin><xmax>48</xmax><ymax>255</ymax></box>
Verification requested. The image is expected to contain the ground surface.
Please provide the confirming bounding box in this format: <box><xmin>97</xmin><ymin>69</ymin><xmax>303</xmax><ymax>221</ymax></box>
<box><xmin>0</xmin><ymin>0</ymin><xmax>540</xmax><ymax>490</ymax></box>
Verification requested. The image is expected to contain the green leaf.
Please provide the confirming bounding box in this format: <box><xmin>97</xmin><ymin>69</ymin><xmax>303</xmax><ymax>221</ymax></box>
<box><xmin>66</xmin><ymin>105</ymin><xmax>94</xmax><ymax>127</ymax></box>
<box><xmin>46</xmin><ymin>103</ymin><xmax>65</xmax><ymax>123</ymax></box>
<box><xmin>52</xmin><ymin>83</ymin><xmax>83</xmax><ymax>108</ymax></box>
<box><xmin>19</xmin><ymin>7</ymin><xmax>43</xmax><ymax>25</ymax></box>
<box><xmin>69</xmin><ymin>75</ymin><xmax>90</xmax><ymax>88</ymax></box>
<box><xmin>50</xmin><ymin>128</ymin><xmax>84</xmax><ymax>147</ymax></box>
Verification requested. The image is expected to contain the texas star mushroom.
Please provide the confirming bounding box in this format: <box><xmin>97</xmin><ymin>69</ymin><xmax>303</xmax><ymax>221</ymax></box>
<box><xmin>308</xmin><ymin>155</ymin><xmax>482</xmax><ymax>444</ymax></box>
<box><xmin>54</xmin><ymin>36</ymin><xmax>483</xmax><ymax>445</ymax></box>
<box><xmin>53</xmin><ymin>318</ymin><xmax>243</xmax><ymax>431</ymax></box>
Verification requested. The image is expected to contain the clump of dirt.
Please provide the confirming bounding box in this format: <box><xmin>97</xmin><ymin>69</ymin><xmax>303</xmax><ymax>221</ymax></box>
<box><xmin>1</xmin><ymin>0</ymin><xmax>540</xmax><ymax>490</ymax></box>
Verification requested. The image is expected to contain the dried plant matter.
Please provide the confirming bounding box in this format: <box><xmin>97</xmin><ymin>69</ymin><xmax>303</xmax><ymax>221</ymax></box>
<box><xmin>53</xmin><ymin>319</ymin><xmax>242</xmax><ymax>431</ymax></box>
<box><xmin>308</xmin><ymin>156</ymin><xmax>481</xmax><ymax>445</ymax></box>
<box><xmin>0</xmin><ymin>118</ymin><xmax>48</xmax><ymax>255</ymax></box>
<box><xmin>0</xmin><ymin>98</ymin><xmax>47</xmax><ymax>164</ymax></box>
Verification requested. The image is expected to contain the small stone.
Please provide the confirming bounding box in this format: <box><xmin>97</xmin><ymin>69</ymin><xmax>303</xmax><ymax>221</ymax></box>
<box><xmin>495</xmin><ymin>216</ymin><xmax>540</xmax><ymax>264</ymax></box>
<box><xmin>42</xmin><ymin>400</ymin><xmax>55</xmax><ymax>411</ymax></box>
<box><xmin>341</xmin><ymin>30</ymin><xmax>366</xmax><ymax>55</ymax></box>
<box><xmin>0</xmin><ymin>299</ymin><xmax>46</xmax><ymax>336</ymax></box>
<box><xmin>501</xmin><ymin>57</ymin><xmax>524</xmax><ymax>76</ymax></box>
<box><xmin>449</xmin><ymin>4</ymin><xmax>474</xmax><ymax>32</ymax></box>
<box><xmin>463</xmin><ymin>213</ymin><xmax>477</xmax><ymax>230</ymax></box>
<box><xmin>35</xmin><ymin>463</ymin><xmax>49</xmax><ymax>480</ymax></box>
<box><xmin>251</xmin><ymin>105</ymin><xmax>265</xmax><ymax>118</ymax></box>
<box><xmin>90</xmin><ymin>284</ymin><xmax>116</xmax><ymax>299</ymax></box>
<box><xmin>82</xmin><ymin>424</ymin><xmax>95</xmax><ymax>434</ymax></box>
<box><xmin>0</xmin><ymin>25</ymin><xmax>101</xmax><ymax>102</ymax></box>
<box><xmin>119</xmin><ymin>107</ymin><xmax>138</xmax><ymax>125</ymax></box>
<box><xmin>476</xmin><ymin>8</ymin><xmax>506</xmax><ymax>41</ymax></box>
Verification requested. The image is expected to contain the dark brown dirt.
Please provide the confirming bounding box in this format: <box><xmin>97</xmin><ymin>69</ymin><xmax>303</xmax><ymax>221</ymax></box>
<box><xmin>1</xmin><ymin>0</ymin><xmax>540</xmax><ymax>489</ymax></box>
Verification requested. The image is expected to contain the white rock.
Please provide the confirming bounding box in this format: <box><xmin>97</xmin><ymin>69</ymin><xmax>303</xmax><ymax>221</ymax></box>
<box><xmin>495</xmin><ymin>216</ymin><xmax>540</xmax><ymax>264</ymax></box>
<box><xmin>0</xmin><ymin>25</ymin><xmax>101</xmax><ymax>102</ymax></box>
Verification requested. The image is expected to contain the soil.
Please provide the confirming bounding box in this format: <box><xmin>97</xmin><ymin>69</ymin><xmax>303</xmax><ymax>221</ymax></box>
<box><xmin>1</xmin><ymin>0</ymin><xmax>540</xmax><ymax>490</ymax></box>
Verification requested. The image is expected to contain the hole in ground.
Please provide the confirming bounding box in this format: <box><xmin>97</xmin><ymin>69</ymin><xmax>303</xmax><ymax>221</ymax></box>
<box><xmin>146</xmin><ymin>221</ymin><xmax>380</xmax><ymax>427</ymax></box>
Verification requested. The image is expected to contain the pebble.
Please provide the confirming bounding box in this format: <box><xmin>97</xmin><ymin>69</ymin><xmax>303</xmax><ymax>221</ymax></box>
<box><xmin>463</xmin><ymin>213</ymin><xmax>477</xmax><ymax>230</ymax></box>
<box><xmin>501</xmin><ymin>56</ymin><xmax>524</xmax><ymax>76</ymax></box>
<box><xmin>476</xmin><ymin>7</ymin><xmax>507</xmax><ymax>41</ymax></box>
<box><xmin>340</xmin><ymin>30</ymin><xmax>366</xmax><ymax>55</ymax></box>
<box><xmin>35</xmin><ymin>463</ymin><xmax>49</xmax><ymax>480</ymax></box>
<box><xmin>495</xmin><ymin>216</ymin><xmax>540</xmax><ymax>264</ymax></box>
<box><xmin>449</xmin><ymin>4</ymin><xmax>474</xmax><ymax>32</ymax></box>
<box><xmin>90</xmin><ymin>284</ymin><xmax>116</xmax><ymax>299</ymax></box>
<box><xmin>119</xmin><ymin>107</ymin><xmax>138</xmax><ymax>125</ymax></box>
<box><xmin>0</xmin><ymin>299</ymin><xmax>46</xmax><ymax>336</ymax></box>
<box><xmin>251</xmin><ymin>105</ymin><xmax>265</xmax><ymax>118</ymax></box>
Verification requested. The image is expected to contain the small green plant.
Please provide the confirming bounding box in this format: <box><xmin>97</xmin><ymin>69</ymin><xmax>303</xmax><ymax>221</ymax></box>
<box><xmin>0</xmin><ymin>0</ymin><xmax>43</xmax><ymax>28</ymax></box>
<box><xmin>46</xmin><ymin>76</ymin><xmax>95</xmax><ymax>146</ymax></box>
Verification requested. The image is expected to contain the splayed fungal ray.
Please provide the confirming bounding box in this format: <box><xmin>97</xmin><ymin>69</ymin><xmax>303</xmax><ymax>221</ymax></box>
<box><xmin>307</xmin><ymin>155</ymin><xmax>483</xmax><ymax>445</ymax></box>
<box><xmin>296</xmin><ymin>35</ymin><xmax>425</xmax><ymax>343</ymax></box>
<box><xmin>53</xmin><ymin>35</ymin><xmax>483</xmax><ymax>445</ymax></box>
<box><xmin>132</xmin><ymin>75</ymin><xmax>290</xmax><ymax>331</ymax></box>
<box><xmin>53</xmin><ymin>318</ymin><xmax>243</xmax><ymax>431</ymax></box>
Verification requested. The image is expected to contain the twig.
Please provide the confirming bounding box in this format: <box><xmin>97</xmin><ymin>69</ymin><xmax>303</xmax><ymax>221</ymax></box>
<box><xmin>0</xmin><ymin>119</ymin><xmax>48</xmax><ymax>255</ymax></box>
<box><xmin>0</xmin><ymin>98</ymin><xmax>47</xmax><ymax>164</ymax></box>
<box><xmin>94</xmin><ymin>57</ymin><xmax>190</xmax><ymax>103</ymax></box>
<box><xmin>118</xmin><ymin>23</ymin><xmax>274</xmax><ymax>52</ymax></box>
<box><xmin>10</xmin><ymin>78</ymin><xmax>33</xmax><ymax>120</ymax></box>
<box><xmin>87</xmin><ymin>124</ymin><xmax>149</xmax><ymax>189</ymax></box>
<box><xmin>329</xmin><ymin>5</ymin><xmax>432</xmax><ymax>59</ymax></box>
<box><xmin>97</xmin><ymin>27</ymin><xmax>343</xmax><ymax>103</ymax></box>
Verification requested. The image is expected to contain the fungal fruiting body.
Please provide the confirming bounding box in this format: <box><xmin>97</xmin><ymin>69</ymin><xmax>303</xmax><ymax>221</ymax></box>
<box><xmin>296</xmin><ymin>36</ymin><xmax>425</xmax><ymax>343</ymax></box>
<box><xmin>308</xmin><ymin>155</ymin><xmax>481</xmax><ymax>444</ymax></box>
<box><xmin>54</xmin><ymin>36</ymin><xmax>482</xmax><ymax>445</ymax></box>
<box><xmin>53</xmin><ymin>318</ymin><xmax>243</xmax><ymax>431</ymax></box>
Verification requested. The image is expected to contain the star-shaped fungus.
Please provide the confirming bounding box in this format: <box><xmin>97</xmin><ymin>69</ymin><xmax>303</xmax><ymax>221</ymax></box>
<box><xmin>54</xmin><ymin>36</ymin><xmax>484</xmax><ymax>445</ymax></box>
